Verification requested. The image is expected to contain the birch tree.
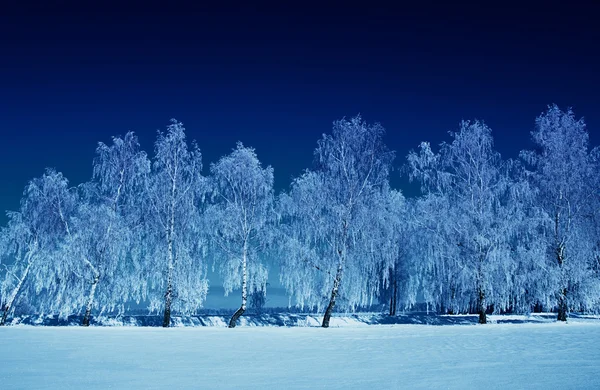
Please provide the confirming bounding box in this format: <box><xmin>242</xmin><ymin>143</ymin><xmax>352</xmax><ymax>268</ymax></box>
<box><xmin>521</xmin><ymin>105</ymin><xmax>600</xmax><ymax>321</ymax></box>
<box><xmin>145</xmin><ymin>120</ymin><xmax>208</xmax><ymax>327</ymax></box>
<box><xmin>410</xmin><ymin>192</ymin><xmax>466</xmax><ymax>314</ymax></box>
<box><xmin>54</xmin><ymin>196</ymin><xmax>126</xmax><ymax>323</ymax></box>
<box><xmin>38</xmin><ymin>133</ymin><xmax>150</xmax><ymax>325</ymax></box>
<box><xmin>206</xmin><ymin>142</ymin><xmax>274</xmax><ymax>328</ymax></box>
<box><xmin>279</xmin><ymin>116</ymin><xmax>394</xmax><ymax>327</ymax></box>
<box><xmin>0</xmin><ymin>169</ymin><xmax>77</xmax><ymax>323</ymax></box>
<box><xmin>408</xmin><ymin>120</ymin><xmax>515</xmax><ymax>323</ymax></box>
<box><xmin>376</xmin><ymin>193</ymin><xmax>419</xmax><ymax>316</ymax></box>
<box><xmin>500</xmin><ymin>161</ymin><xmax>551</xmax><ymax>314</ymax></box>
<box><xmin>0</xmin><ymin>212</ymin><xmax>38</xmax><ymax>325</ymax></box>
<box><xmin>77</xmin><ymin>132</ymin><xmax>150</xmax><ymax>325</ymax></box>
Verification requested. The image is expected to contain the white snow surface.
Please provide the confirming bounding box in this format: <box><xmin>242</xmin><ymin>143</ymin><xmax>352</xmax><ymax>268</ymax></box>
<box><xmin>1</xmin><ymin>321</ymin><xmax>600</xmax><ymax>389</ymax></box>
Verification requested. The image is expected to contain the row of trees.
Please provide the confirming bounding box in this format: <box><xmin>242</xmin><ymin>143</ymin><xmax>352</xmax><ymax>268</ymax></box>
<box><xmin>406</xmin><ymin>108</ymin><xmax>600</xmax><ymax>323</ymax></box>
<box><xmin>0</xmin><ymin>121</ymin><xmax>276</xmax><ymax>328</ymax></box>
<box><xmin>1</xmin><ymin>105</ymin><xmax>599</xmax><ymax>327</ymax></box>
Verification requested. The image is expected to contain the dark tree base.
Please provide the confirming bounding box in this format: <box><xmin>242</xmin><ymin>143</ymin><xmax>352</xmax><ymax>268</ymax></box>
<box><xmin>322</xmin><ymin>299</ymin><xmax>336</xmax><ymax>328</ymax></box>
<box><xmin>557</xmin><ymin>307</ymin><xmax>567</xmax><ymax>322</ymax></box>
<box><xmin>478</xmin><ymin>311</ymin><xmax>487</xmax><ymax>324</ymax></box>
<box><xmin>229</xmin><ymin>306</ymin><xmax>245</xmax><ymax>328</ymax></box>
<box><xmin>163</xmin><ymin>307</ymin><xmax>171</xmax><ymax>328</ymax></box>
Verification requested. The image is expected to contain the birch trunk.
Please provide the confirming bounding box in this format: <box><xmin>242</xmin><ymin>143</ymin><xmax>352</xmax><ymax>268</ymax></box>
<box><xmin>556</xmin><ymin>247</ymin><xmax>568</xmax><ymax>321</ymax></box>
<box><xmin>229</xmin><ymin>241</ymin><xmax>248</xmax><ymax>328</ymax></box>
<box><xmin>163</xmin><ymin>235</ymin><xmax>174</xmax><ymax>328</ymax></box>
<box><xmin>557</xmin><ymin>288</ymin><xmax>568</xmax><ymax>322</ymax></box>
<box><xmin>477</xmin><ymin>287</ymin><xmax>487</xmax><ymax>324</ymax></box>
<box><xmin>82</xmin><ymin>272</ymin><xmax>100</xmax><ymax>327</ymax></box>
<box><xmin>163</xmin><ymin>168</ymin><xmax>177</xmax><ymax>328</ymax></box>
<box><xmin>555</xmin><ymin>211</ymin><xmax>568</xmax><ymax>322</ymax></box>
<box><xmin>0</xmin><ymin>262</ymin><xmax>32</xmax><ymax>326</ymax></box>
<box><xmin>322</xmin><ymin>262</ymin><xmax>344</xmax><ymax>328</ymax></box>
<box><xmin>389</xmin><ymin>277</ymin><xmax>397</xmax><ymax>316</ymax></box>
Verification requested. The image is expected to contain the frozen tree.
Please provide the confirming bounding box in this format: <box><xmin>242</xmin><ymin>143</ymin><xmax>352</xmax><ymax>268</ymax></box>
<box><xmin>588</xmin><ymin>149</ymin><xmax>600</xmax><ymax>304</ymax></box>
<box><xmin>0</xmin><ymin>169</ymin><xmax>77</xmax><ymax>323</ymax></box>
<box><xmin>279</xmin><ymin>116</ymin><xmax>394</xmax><ymax>327</ymax></box>
<box><xmin>145</xmin><ymin>120</ymin><xmax>208</xmax><ymax>327</ymax></box>
<box><xmin>53</xmin><ymin>196</ymin><xmax>125</xmax><ymax>323</ymax></box>
<box><xmin>521</xmin><ymin>105</ymin><xmax>600</xmax><ymax>321</ymax></box>
<box><xmin>0</xmin><ymin>212</ymin><xmax>37</xmax><ymax>325</ymax></box>
<box><xmin>409</xmin><ymin>193</ymin><xmax>465</xmax><ymax>314</ymax></box>
<box><xmin>376</xmin><ymin>193</ymin><xmax>419</xmax><ymax>316</ymax></box>
<box><xmin>36</xmin><ymin>133</ymin><xmax>150</xmax><ymax>325</ymax></box>
<box><xmin>408</xmin><ymin>120</ymin><xmax>516</xmax><ymax>323</ymax></box>
<box><xmin>206</xmin><ymin>142</ymin><xmax>274</xmax><ymax>328</ymax></box>
<box><xmin>369</xmin><ymin>189</ymin><xmax>418</xmax><ymax>316</ymax></box>
<box><xmin>499</xmin><ymin>161</ymin><xmax>550</xmax><ymax>314</ymax></box>
<box><xmin>79</xmin><ymin>132</ymin><xmax>149</xmax><ymax>325</ymax></box>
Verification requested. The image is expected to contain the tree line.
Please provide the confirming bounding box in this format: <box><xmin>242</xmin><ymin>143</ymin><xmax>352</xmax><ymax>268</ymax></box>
<box><xmin>1</xmin><ymin>105</ymin><xmax>599</xmax><ymax>327</ymax></box>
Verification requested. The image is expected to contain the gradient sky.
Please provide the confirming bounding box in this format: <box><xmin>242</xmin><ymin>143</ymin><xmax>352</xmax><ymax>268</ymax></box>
<box><xmin>1</xmin><ymin>1</ymin><xmax>599</xmax><ymax>226</ymax></box>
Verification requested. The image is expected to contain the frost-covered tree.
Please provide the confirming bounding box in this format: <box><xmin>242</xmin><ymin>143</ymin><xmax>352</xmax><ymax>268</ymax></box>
<box><xmin>408</xmin><ymin>121</ymin><xmax>516</xmax><ymax>323</ymax></box>
<box><xmin>500</xmin><ymin>161</ymin><xmax>550</xmax><ymax>314</ymax></box>
<box><xmin>0</xmin><ymin>212</ymin><xmax>38</xmax><ymax>325</ymax></box>
<box><xmin>53</xmin><ymin>195</ymin><xmax>125</xmax><ymax>323</ymax></box>
<box><xmin>521</xmin><ymin>105</ymin><xmax>600</xmax><ymax>321</ymax></box>
<box><xmin>0</xmin><ymin>169</ymin><xmax>77</xmax><ymax>323</ymax></box>
<box><xmin>145</xmin><ymin>120</ymin><xmax>208</xmax><ymax>327</ymax></box>
<box><xmin>38</xmin><ymin>133</ymin><xmax>150</xmax><ymax>325</ymax></box>
<box><xmin>80</xmin><ymin>132</ymin><xmax>149</xmax><ymax>325</ymax></box>
<box><xmin>370</xmin><ymin>189</ymin><xmax>418</xmax><ymax>316</ymax></box>
<box><xmin>206</xmin><ymin>143</ymin><xmax>274</xmax><ymax>328</ymax></box>
<box><xmin>409</xmin><ymin>192</ymin><xmax>466</xmax><ymax>314</ymax></box>
<box><xmin>279</xmin><ymin>116</ymin><xmax>394</xmax><ymax>327</ymax></box>
<box><xmin>589</xmin><ymin>149</ymin><xmax>600</xmax><ymax>303</ymax></box>
<box><xmin>377</xmin><ymin>193</ymin><xmax>419</xmax><ymax>316</ymax></box>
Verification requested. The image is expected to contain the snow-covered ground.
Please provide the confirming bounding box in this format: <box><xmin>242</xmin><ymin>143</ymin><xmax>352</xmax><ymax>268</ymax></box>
<box><xmin>2</xmin><ymin>321</ymin><xmax>600</xmax><ymax>389</ymax></box>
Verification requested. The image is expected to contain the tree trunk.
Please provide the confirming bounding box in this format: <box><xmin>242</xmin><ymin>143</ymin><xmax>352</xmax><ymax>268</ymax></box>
<box><xmin>389</xmin><ymin>278</ymin><xmax>397</xmax><ymax>316</ymax></box>
<box><xmin>555</xmin><ymin>214</ymin><xmax>568</xmax><ymax>322</ymax></box>
<box><xmin>163</xmin><ymin>190</ymin><xmax>177</xmax><ymax>328</ymax></box>
<box><xmin>229</xmin><ymin>243</ymin><xmax>248</xmax><ymax>328</ymax></box>
<box><xmin>163</xmin><ymin>245</ymin><xmax>174</xmax><ymax>328</ymax></box>
<box><xmin>557</xmin><ymin>288</ymin><xmax>568</xmax><ymax>322</ymax></box>
<box><xmin>322</xmin><ymin>263</ymin><xmax>344</xmax><ymax>328</ymax></box>
<box><xmin>477</xmin><ymin>287</ymin><xmax>487</xmax><ymax>324</ymax></box>
<box><xmin>0</xmin><ymin>262</ymin><xmax>32</xmax><ymax>326</ymax></box>
<box><xmin>229</xmin><ymin>306</ymin><xmax>245</xmax><ymax>328</ymax></box>
<box><xmin>163</xmin><ymin>283</ymin><xmax>173</xmax><ymax>328</ymax></box>
<box><xmin>82</xmin><ymin>273</ymin><xmax>100</xmax><ymax>327</ymax></box>
<box><xmin>162</xmin><ymin>166</ymin><xmax>178</xmax><ymax>329</ymax></box>
<box><xmin>475</xmin><ymin>254</ymin><xmax>487</xmax><ymax>324</ymax></box>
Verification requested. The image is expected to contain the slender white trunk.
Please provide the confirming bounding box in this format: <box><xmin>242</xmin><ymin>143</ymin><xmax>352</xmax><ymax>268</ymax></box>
<box><xmin>242</xmin><ymin>242</ymin><xmax>247</xmax><ymax>310</ymax></box>
<box><xmin>555</xmin><ymin>209</ymin><xmax>568</xmax><ymax>322</ymax></box>
<box><xmin>82</xmin><ymin>271</ymin><xmax>100</xmax><ymax>327</ymax></box>
<box><xmin>0</xmin><ymin>262</ymin><xmax>32</xmax><ymax>326</ymax></box>
<box><xmin>163</xmin><ymin>222</ymin><xmax>175</xmax><ymax>327</ymax></box>
<box><xmin>229</xmin><ymin>240</ymin><xmax>248</xmax><ymax>328</ymax></box>
<box><xmin>322</xmin><ymin>220</ymin><xmax>348</xmax><ymax>328</ymax></box>
<box><xmin>163</xmin><ymin>176</ymin><xmax>177</xmax><ymax>328</ymax></box>
<box><xmin>322</xmin><ymin>262</ymin><xmax>344</xmax><ymax>328</ymax></box>
<box><xmin>477</xmin><ymin>256</ymin><xmax>486</xmax><ymax>324</ymax></box>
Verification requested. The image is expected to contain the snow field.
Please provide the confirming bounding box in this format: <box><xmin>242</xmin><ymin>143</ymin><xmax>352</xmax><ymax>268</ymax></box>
<box><xmin>1</xmin><ymin>321</ymin><xmax>600</xmax><ymax>389</ymax></box>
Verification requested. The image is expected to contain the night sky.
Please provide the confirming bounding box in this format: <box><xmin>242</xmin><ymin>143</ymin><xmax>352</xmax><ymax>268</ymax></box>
<box><xmin>1</xmin><ymin>1</ymin><xmax>599</xmax><ymax>226</ymax></box>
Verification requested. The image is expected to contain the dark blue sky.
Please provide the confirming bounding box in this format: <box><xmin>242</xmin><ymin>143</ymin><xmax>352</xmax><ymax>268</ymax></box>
<box><xmin>1</xmin><ymin>1</ymin><xmax>599</xmax><ymax>225</ymax></box>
